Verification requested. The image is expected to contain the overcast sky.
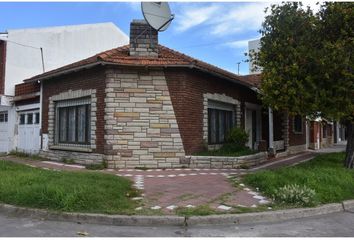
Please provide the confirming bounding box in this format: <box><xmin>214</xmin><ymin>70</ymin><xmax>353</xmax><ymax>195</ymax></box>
<box><xmin>0</xmin><ymin>2</ymin><xmax>320</xmax><ymax>75</ymax></box>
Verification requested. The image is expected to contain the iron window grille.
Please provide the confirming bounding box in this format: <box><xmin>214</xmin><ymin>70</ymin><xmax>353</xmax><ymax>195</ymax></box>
<box><xmin>0</xmin><ymin>112</ymin><xmax>8</xmax><ymax>123</ymax></box>
<box><xmin>55</xmin><ymin>97</ymin><xmax>91</xmax><ymax>148</ymax></box>
<box><xmin>208</xmin><ymin>106</ymin><xmax>235</xmax><ymax>145</ymax></box>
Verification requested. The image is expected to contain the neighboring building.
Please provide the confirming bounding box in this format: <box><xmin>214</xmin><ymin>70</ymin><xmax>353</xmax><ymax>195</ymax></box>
<box><xmin>334</xmin><ymin>121</ymin><xmax>347</xmax><ymax>144</ymax></box>
<box><xmin>0</xmin><ymin>23</ymin><xmax>128</xmax><ymax>153</ymax></box>
<box><xmin>248</xmin><ymin>39</ymin><xmax>261</xmax><ymax>74</ymax></box>
<box><xmin>308</xmin><ymin>118</ymin><xmax>334</xmax><ymax>150</ymax></box>
<box><xmin>21</xmin><ymin>20</ymin><xmax>311</xmax><ymax>169</ymax></box>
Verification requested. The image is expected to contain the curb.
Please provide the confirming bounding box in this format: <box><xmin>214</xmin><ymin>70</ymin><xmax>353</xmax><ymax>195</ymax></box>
<box><xmin>342</xmin><ymin>200</ymin><xmax>354</xmax><ymax>211</ymax></box>
<box><xmin>188</xmin><ymin>203</ymin><xmax>343</xmax><ymax>226</ymax></box>
<box><xmin>0</xmin><ymin>204</ymin><xmax>185</xmax><ymax>226</ymax></box>
<box><xmin>0</xmin><ymin>201</ymin><xmax>349</xmax><ymax>227</ymax></box>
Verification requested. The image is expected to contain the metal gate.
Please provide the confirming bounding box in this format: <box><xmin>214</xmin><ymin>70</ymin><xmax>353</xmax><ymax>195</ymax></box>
<box><xmin>17</xmin><ymin>110</ymin><xmax>41</xmax><ymax>153</ymax></box>
<box><xmin>0</xmin><ymin>111</ymin><xmax>9</xmax><ymax>153</ymax></box>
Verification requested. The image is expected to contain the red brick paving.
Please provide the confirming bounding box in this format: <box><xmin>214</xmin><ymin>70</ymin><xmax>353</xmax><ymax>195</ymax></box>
<box><xmin>2</xmin><ymin>151</ymin><xmax>321</xmax><ymax>213</ymax></box>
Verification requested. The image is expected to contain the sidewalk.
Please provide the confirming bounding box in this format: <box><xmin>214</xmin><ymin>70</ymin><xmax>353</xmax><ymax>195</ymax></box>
<box><xmin>1</xmin><ymin>143</ymin><xmax>346</xmax><ymax>214</ymax></box>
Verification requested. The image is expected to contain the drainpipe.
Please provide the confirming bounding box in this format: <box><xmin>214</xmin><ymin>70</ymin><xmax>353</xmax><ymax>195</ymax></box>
<box><xmin>39</xmin><ymin>80</ymin><xmax>43</xmax><ymax>150</ymax></box>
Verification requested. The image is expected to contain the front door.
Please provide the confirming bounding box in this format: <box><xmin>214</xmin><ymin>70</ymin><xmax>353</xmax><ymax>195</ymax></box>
<box><xmin>0</xmin><ymin>111</ymin><xmax>9</xmax><ymax>153</ymax></box>
<box><xmin>17</xmin><ymin>110</ymin><xmax>41</xmax><ymax>153</ymax></box>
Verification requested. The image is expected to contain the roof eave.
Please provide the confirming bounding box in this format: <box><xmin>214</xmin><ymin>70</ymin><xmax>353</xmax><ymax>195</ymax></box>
<box><xmin>24</xmin><ymin>61</ymin><xmax>105</xmax><ymax>83</ymax></box>
<box><xmin>24</xmin><ymin>61</ymin><xmax>256</xmax><ymax>91</ymax></box>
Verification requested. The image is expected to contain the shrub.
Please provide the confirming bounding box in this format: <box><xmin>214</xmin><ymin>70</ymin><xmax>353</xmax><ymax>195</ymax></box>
<box><xmin>226</xmin><ymin>127</ymin><xmax>249</xmax><ymax>148</ymax></box>
<box><xmin>61</xmin><ymin>158</ymin><xmax>75</xmax><ymax>164</ymax></box>
<box><xmin>85</xmin><ymin>163</ymin><xmax>106</xmax><ymax>170</ymax></box>
<box><xmin>273</xmin><ymin>184</ymin><xmax>317</xmax><ymax>207</ymax></box>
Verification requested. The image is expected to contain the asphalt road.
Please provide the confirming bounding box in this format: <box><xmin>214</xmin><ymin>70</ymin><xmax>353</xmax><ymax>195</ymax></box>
<box><xmin>1</xmin><ymin>209</ymin><xmax>354</xmax><ymax>237</ymax></box>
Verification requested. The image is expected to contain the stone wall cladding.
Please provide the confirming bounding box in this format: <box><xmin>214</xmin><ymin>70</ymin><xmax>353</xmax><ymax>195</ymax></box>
<box><xmin>104</xmin><ymin>67</ymin><xmax>185</xmax><ymax>169</ymax></box>
<box><xmin>40</xmin><ymin>150</ymin><xmax>104</xmax><ymax>165</ymax></box>
<box><xmin>129</xmin><ymin>20</ymin><xmax>158</xmax><ymax>57</ymax></box>
<box><xmin>165</xmin><ymin>68</ymin><xmax>261</xmax><ymax>155</ymax></box>
<box><xmin>186</xmin><ymin>152</ymin><xmax>268</xmax><ymax>169</ymax></box>
<box><xmin>287</xmin><ymin>144</ymin><xmax>307</xmax><ymax>155</ymax></box>
<box><xmin>202</xmin><ymin>93</ymin><xmax>241</xmax><ymax>146</ymax></box>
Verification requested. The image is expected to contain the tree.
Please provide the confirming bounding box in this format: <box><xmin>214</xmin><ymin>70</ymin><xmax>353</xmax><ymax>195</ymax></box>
<box><xmin>253</xmin><ymin>2</ymin><xmax>354</xmax><ymax>168</ymax></box>
<box><xmin>317</xmin><ymin>3</ymin><xmax>354</xmax><ymax>168</ymax></box>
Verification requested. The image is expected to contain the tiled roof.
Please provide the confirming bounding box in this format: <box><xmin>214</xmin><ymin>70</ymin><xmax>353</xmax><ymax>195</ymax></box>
<box><xmin>24</xmin><ymin>44</ymin><xmax>261</xmax><ymax>88</ymax></box>
<box><xmin>239</xmin><ymin>73</ymin><xmax>262</xmax><ymax>88</ymax></box>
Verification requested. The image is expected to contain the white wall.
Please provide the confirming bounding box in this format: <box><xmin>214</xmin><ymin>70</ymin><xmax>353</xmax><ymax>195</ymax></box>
<box><xmin>0</xmin><ymin>105</ymin><xmax>16</xmax><ymax>152</ymax></box>
<box><xmin>248</xmin><ymin>39</ymin><xmax>261</xmax><ymax>74</ymax></box>
<box><xmin>2</xmin><ymin>22</ymin><xmax>128</xmax><ymax>96</ymax></box>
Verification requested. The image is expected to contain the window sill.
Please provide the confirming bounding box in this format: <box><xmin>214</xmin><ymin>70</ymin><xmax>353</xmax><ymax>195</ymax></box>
<box><xmin>50</xmin><ymin>145</ymin><xmax>92</xmax><ymax>153</ymax></box>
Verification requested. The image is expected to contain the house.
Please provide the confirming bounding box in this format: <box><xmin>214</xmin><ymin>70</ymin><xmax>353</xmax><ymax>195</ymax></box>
<box><xmin>308</xmin><ymin>118</ymin><xmax>334</xmax><ymax>150</ymax></box>
<box><xmin>17</xmin><ymin>20</ymin><xmax>320</xmax><ymax>169</ymax></box>
<box><xmin>246</xmin><ymin>38</ymin><xmax>344</xmax><ymax>152</ymax></box>
<box><xmin>0</xmin><ymin>23</ymin><xmax>128</xmax><ymax>153</ymax></box>
<box><xmin>20</xmin><ymin>20</ymin><xmax>268</xmax><ymax>168</ymax></box>
<box><xmin>239</xmin><ymin>73</ymin><xmax>309</xmax><ymax>156</ymax></box>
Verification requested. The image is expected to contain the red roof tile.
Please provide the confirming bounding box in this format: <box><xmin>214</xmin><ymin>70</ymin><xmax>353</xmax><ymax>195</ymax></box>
<box><xmin>240</xmin><ymin>73</ymin><xmax>262</xmax><ymax>88</ymax></box>
<box><xmin>24</xmin><ymin>44</ymin><xmax>261</xmax><ymax>89</ymax></box>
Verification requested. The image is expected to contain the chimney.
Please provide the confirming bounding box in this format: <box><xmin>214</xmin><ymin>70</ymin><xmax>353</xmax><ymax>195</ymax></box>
<box><xmin>129</xmin><ymin>20</ymin><xmax>158</xmax><ymax>57</ymax></box>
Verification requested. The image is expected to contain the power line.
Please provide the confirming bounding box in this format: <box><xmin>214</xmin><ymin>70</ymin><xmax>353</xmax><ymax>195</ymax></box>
<box><xmin>0</xmin><ymin>38</ymin><xmax>41</xmax><ymax>50</ymax></box>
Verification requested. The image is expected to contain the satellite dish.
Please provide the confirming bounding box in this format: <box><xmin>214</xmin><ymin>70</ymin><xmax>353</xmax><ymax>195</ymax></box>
<box><xmin>141</xmin><ymin>2</ymin><xmax>174</xmax><ymax>32</ymax></box>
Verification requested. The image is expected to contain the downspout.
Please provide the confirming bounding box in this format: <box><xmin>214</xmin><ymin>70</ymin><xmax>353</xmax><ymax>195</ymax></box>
<box><xmin>39</xmin><ymin>80</ymin><xmax>43</xmax><ymax>150</ymax></box>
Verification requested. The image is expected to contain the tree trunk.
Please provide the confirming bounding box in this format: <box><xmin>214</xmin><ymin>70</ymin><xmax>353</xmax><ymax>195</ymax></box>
<box><xmin>344</xmin><ymin>121</ymin><xmax>354</xmax><ymax>169</ymax></box>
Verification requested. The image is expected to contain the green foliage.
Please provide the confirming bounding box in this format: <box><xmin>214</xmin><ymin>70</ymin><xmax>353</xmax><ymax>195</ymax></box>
<box><xmin>175</xmin><ymin>205</ymin><xmax>217</xmax><ymax>216</ymax></box>
<box><xmin>226</xmin><ymin>127</ymin><xmax>249</xmax><ymax>148</ymax></box>
<box><xmin>0</xmin><ymin>160</ymin><xmax>137</xmax><ymax>214</ymax></box>
<box><xmin>273</xmin><ymin>184</ymin><xmax>317</xmax><ymax>207</ymax></box>
<box><xmin>194</xmin><ymin>143</ymin><xmax>257</xmax><ymax>157</ymax></box>
<box><xmin>134</xmin><ymin>167</ymin><xmax>149</xmax><ymax>171</ymax></box>
<box><xmin>243</xmin><ymin>153</ymin><xmax>354</xmax><ymax>205</ymax></box>
<box><xmin>252</xmin><ymin>2</ymin><xmax>353</xmax><ymax>121</ymax></box>
<box><xmin>9</xmin><ymin>150</ymin><xmax>46</xmax><ymax>161</ymax></box>
<box><xmin>85</xmin><ymin>163</ymin><xmax>106</xmax><ymax>170</ymax></box>
<box><xmin>61</xmin><ymin>158</ymin><xmax>75</xmax><ymax>164</ymax></box>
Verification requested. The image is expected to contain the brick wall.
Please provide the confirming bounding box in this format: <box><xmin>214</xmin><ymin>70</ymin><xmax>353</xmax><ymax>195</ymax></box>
<box><xmin>42</xmin><ymin>67</ymin><xmax>106</xmax><ymax>154</ymax></box>
<box><xmin>0</xmin><ymin>40</ymin><xmax>6</xmax><ymax>95</ymax></box>
<box><xmin>288</xmin><ymin>115</ymin><xmax>306</xmax><ymax>146</ymax></box>
<box><xmin>15</xmin><ymin>82</ymin><xmax>40</xmax><ymax>96</ymax></box>
<box><xmin>165</xmin><ymin>68</ymin><xmax>261</xmax><ymax>155</ymax></box>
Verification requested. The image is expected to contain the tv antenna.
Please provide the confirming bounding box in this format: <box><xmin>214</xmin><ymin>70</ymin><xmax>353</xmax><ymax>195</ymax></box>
<box><xmin>133</xmin><ymin>2</ymin><xmax>174</xmax><ymax>49</ymax></box>
<box><xmin>237</xmin><ymin>62</ymin><xmax>241</xmax><ymax>75</ymax></box>
<box><xmin>141</xmin><ymin>2</ymin><xmax>174</xmax><ymax>32</ymax></box>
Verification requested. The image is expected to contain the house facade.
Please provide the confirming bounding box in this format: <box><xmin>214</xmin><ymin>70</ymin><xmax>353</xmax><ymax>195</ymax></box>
<box><xmin>15</xmin><ymin>20</ymin><xmax>318</xmax><ymax>169</ymax></box>
<box><xmin>17</xmin><ymin>20</ymin><xmax>261</xmax><ymax>168</ymax></box>
<box><xmin>0</xmin><ymin>23</ymin><xmax>128</xmax><ymax>153</ymax></box>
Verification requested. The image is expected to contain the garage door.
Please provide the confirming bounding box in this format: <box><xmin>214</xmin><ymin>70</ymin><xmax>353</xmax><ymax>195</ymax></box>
<box><xmin>0</xmin><ymin>111</ymin><xmax>9</xmax><ymax>153</ymax></box>
<box><xmin>18</xmin><ymin>110</ymin><xmax>41</xmax><ymax>153</ymax></box>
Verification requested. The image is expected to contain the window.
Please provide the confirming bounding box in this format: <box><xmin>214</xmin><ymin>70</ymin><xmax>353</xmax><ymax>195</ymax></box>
<box><xmin>35</xmin><ymin>112</ymin><xmax>40</xmax><ymax>124</ymax></box>
<box><xmin>19</xmin><ymin>114</ymin><xmax>25</xmax><ymax>125</ymax></box>
<box><xmin>0</xmin><ymin>112</ymin><xmax>8</xmax><ymax>123</ymax></box>
<box><xmin>27</xmin><ymin>113</ymin><xmax>33</xmax><ymax>124</ymax></box>
<box><xmin>293</xmin><ymin>115</ymin><xmax>303</xmax><ymax>133</ymax></box>
<box><xmin>208</xmin><ymin>108</ymin><xmax>234</xmax><ymax>144</ymax></box>
<box><xmin>323</xmin><ymin>124</ymin><xmax>327</xmax><ymax>138</ymax></box>
<box><xmin>55</xmin><ymin>98</ymin><xmax>91</xmax><ymax>145</ymax></box>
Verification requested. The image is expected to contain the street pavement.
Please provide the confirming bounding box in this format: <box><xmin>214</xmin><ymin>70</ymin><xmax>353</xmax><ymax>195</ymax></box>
<box><xmin>0</xmin><ymin>209</ymin><xmax>353</xmax><ymax>237</ymax></box>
